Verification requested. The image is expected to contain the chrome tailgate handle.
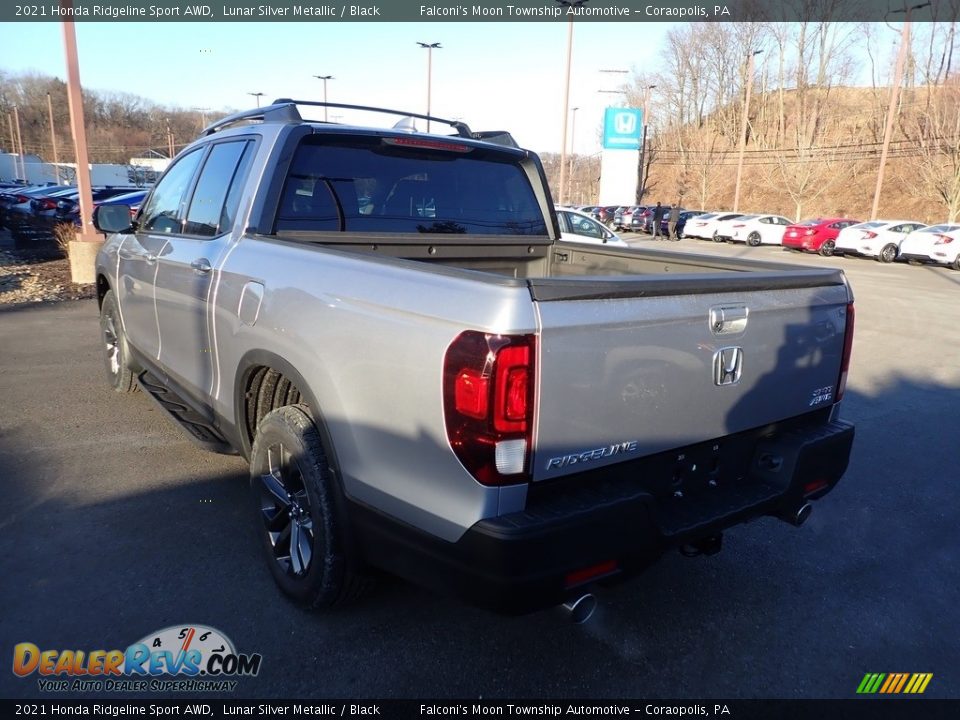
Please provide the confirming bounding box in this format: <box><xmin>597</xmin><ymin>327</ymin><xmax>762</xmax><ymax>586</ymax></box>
<box><xmin>709</xmin><ymin>305</ymin><xmax>749</xmax><ymax>335</ymax></box>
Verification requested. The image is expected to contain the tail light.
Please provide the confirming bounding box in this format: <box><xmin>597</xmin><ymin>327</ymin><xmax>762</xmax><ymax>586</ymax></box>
<box><xmin>14</xmin><ymin>194</ymin><xmax>29</xmax><ymax>203</ymax></box>
<box><xmin>443</xmin><ymin>331</ymin><xmax>535</xmax><ymax>485</ymax></box>
<box><xmin>804</xmin><ymin>229</ymin><xmax>817</xmax><ymax>236</ymax></box>
<box><xmin>863</xmin><ymin>231</ymin><xmax>877</xmax><ymax>239</ymax></box>
<box><xmin>835</xmin><ymin>303</ymin><xmax>855</xmax><ymax>403</ymax></box>
<box><xmin>934</xmin><ymin>235</ymin><xmax>953</xmax><ymax>245</ymax></box>
<box><xmin>40</xmin><ymin>198</ymin><xmax>57</xmax><ymax>210</ymax></box>
<box><xmin>733</xmin><ymin>223</ymin><xmax>745</xmax><ymax>228</ymax></box>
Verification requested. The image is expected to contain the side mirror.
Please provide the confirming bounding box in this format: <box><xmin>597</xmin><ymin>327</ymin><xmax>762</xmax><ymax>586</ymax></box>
<box><xmin>94</xmin><ymin>204</ymin><xmax>134</xmax><ymax>234</ymax></box>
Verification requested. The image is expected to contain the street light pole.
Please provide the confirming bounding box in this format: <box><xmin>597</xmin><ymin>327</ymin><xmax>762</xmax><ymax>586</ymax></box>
<box><xmin>871</xmin><ymin>2</ymin><xmax>929</xmax><ymax>220</ymax></box>
<box><xmin>567</xmin><ymin>106</ymin><xmax>579</xmax><ymax>196</ymax></box>
<box><xmin>313</xmin><ymin>75</ymin><xmax>334</xmax><ymax>121</ymax></box>
<box><xmin>247</xmin><ymin>91</ymin><xmax>265</xmax><ymax>108</ymax></box>
<box><xmin>417</xmin><ymin>42</ymin><xmax>441</xmax><ymax>132</ymax></box>
<box><xmin>733</xmin><ymin>49</ymin><xmax>763</xmax><ymax>213</ymax></box>
<box><xmin>12</xmin><ymin>105</ymin><xmax>26</xmax><ymax>181</ymax></box>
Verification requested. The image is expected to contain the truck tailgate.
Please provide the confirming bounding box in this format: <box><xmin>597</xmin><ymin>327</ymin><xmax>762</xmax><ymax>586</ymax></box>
<box><xmin>532</xmin><ymin>283</ymin><xmax>850</xmax><ymax>481</ymax></box>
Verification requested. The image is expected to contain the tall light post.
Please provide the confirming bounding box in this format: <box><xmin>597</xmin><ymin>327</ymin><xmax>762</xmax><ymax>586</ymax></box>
<box><xmin>733</xmin><ymin>49</ymin><xmax>763</xmax><ymax>213</ymax></box>
<box><xmin>556</xmin><ymin>0</ymin><xmax>590</xmax><ymax>207</ymax></box>
<box><xmin>247</xmin><ymin>91</ymin><xmax>265</xmax><ymax>108</ymax></box>
<box><xmin>417</xmin><ymin>42</ymin><xmax>441</xmax><ymax>132</ymax></box>
<box><xmin>567</xmin><ymin>106</ymin><xmax>579</xmax><ymax>197</ymax></box>
<box><xmin>11</xmin><ymin>105</ymin><xmax>26</xmax><ymax>181</ymax></box>
<box><xmin>871</xmin><ymin>2</ymin><xmax>930</xmax><ymax>220</ymax></box>
<box><xmin>638</xmin><ymin>84</ymin><xmax>656</xmax><ymax>204</ymax></box>
<box><xmin>313</xmin><ymin>75</ymin><xmax>334</xmax><ymax>121</ymax></box>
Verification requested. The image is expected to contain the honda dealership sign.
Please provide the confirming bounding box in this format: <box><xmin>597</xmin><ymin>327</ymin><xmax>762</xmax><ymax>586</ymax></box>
<box><xmin>599</xmin><ymin>107</ymin><xmax>643</xmax><ymax>204</ymax></box>
<box><xmin>602</xmin><ymin>108</ymin><xmax>643</xmax><ymax>150</ymax></box>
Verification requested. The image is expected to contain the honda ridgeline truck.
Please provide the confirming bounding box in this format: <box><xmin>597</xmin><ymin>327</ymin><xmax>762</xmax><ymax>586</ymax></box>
<box><xmin>93</xmin><ymin>100</ymin><xmax>855</xmax><ymax>616</ymax></box>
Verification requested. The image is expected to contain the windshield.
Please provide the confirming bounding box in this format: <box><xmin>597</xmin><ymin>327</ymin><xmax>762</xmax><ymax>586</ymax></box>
<box><xmin>275</xmin><ymin>135</ymin><xmax>548</xmax><ymax>236</ymax></box>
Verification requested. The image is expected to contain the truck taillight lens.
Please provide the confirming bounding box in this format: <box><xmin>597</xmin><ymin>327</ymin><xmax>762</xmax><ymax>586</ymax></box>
<box><xmin>836</xmin><ymin>303</ymin><xmax>855</xmax><ymax>402</ymax></box>
<box><xmin>444</xmin><ymin>331</ymin><xmax>535</xmax><ymax>485</ymax></box>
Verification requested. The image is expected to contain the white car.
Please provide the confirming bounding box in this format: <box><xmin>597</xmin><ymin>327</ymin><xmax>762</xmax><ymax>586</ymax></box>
<box><xmin>923</xmin><ymin>225</ymin><xmax>960</xmax><ymax>270</ymax></box>
<box><xmin>722</xmin><ymin>214</ymin><xmax>793</xmax><ymax>246</ymax></box>
<box><xmin>835</xmin><ymin>220</ymin><xmax>927</xmax><ymax>263</ymax></box>
<box><xmin>555</xmin><ymin>206</ymin><xmax>629</xmax><ymax>247</ymax></box>
<box><xmin>898</xmin><ymin>224</ymin><xmax>960</xmax><ymax>266</ymax></box>
<box><xmin>685</xmin><ymin>212</ymin><xmax>744</xmax><ymax>240</ymax></box>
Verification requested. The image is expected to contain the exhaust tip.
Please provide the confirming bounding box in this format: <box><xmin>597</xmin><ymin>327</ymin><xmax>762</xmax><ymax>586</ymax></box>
<box><xmin>794</xmin><ymin>502</ymin><xmax>812</xmax><ymax>526</ymax></box>
<box><xmin>561</xmin><ymin>593</ymin><xmax>597</xmax><ymax>624</ymax></box>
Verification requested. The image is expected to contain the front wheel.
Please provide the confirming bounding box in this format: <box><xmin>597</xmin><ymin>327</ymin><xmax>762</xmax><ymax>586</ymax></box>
<box><xmin>99</xmin><ymin>290</ymin><xmax>137</xmax><ymax>393</ymax></box>
<box><xmin>878</xmin><ymin>244</ymin><xmax>898</xmax><ymax>263</ymax></box>
<box><xmin>250</xmin><ymin>404</ymin><xmax>371</xmax><ymax>609</ymax></box>
<box><xmin>819</xmin><ymin>240</ymin><xmax>836</xmax><ymax>257</ymax></box>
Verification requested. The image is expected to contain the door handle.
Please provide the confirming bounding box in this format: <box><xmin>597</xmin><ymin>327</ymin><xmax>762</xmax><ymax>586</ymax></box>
<box><xmin>191</xmin><ymin>258</ymin><xmax>212</xmax><ymax>275</ymax></box>
<box><xmin>145</xmin><ymin>254</ymin><xmax>157</xmax><ymax>264</ymax></box>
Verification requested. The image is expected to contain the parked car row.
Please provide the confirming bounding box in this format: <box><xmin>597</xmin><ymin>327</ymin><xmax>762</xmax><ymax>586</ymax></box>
<box><xmin>566</xmin><ymin>204</ymin><xmax>960</xmax><ymax>270</ymax></box>
<box><xmin>0</xmin><ymin>184</ymin><xmax>148</xmax><ymax>256</ymax></box>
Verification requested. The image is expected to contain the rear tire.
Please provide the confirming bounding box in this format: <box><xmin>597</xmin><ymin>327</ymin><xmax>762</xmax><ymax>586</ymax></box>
<box><xmin>878</xmin><ymin>244</ymin><xmax>898</xmax><ymax>263</ymax></box>
<box><xmin>952</xmin><ymin>256</ymin><xmax>960</xmax><ymax>271</ymax></box>
<box><xmin>819</xmin><ymin>240</ymin><xmax>836</xmax><ymax>257</ymax></box>
<box><xmin>99</xmin><ymin>290</ymin><xmax>137</xmax><ymax>394</ymax></box>
<box><xmin>712</xmin><ymin>231</ymin><xmax>723</xmax><ymax>243</ymax></box>
<box><xmin>249</xmin><ymin>404</ymin><xmax>371</xmax><ymax>609</ymax></box>
<box><xmin>747</xmin><ymin>232</ymin><xmax>761</xmax><ymax>247</ymax></box>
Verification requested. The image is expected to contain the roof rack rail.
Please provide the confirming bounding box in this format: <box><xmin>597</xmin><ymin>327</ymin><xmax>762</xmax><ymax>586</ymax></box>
<box><xmin>201</xmin><ymin>103</ymin><xmax>302</xmax><ymax>136</ymax></box>
<box><xmin>272</xmin><ymin>99</ymin><xmax>518</xmax><ymax>148</ymax></box>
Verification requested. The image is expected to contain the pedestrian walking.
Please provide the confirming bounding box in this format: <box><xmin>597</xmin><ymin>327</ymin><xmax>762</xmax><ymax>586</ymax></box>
<box><xmin>668</xmin><ymin>204</ymin><xmax>681</xmax><ymax>241</ymax></box>
<box><xmin>652</xmin><ymin>202</ymin><xmax>665</xmax><ymax>239</ymax></box>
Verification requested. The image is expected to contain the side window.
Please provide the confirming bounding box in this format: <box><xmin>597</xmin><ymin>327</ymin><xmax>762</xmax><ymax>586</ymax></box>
<box><xmin>572</xmin><ymin>215</ymin><xmax>603</xmax><ymax>239</ymax></box>
<box><xmin>139</xmin><ymin>150</ymin><xmax>204</xmax><ymax>234</ymax></box>
<box><xmin>183</xmin><ymin>141</ymin><xmax>253</xmax><ymax>237</ymax></box>
<box><xmin>759</xmin><ymin>216</ymin><xmax>771</xmax><ymax>224</ymax></box>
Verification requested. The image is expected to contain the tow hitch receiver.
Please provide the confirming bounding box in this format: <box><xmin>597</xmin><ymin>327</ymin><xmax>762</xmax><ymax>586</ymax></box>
<box><xmin>680</xmin><ymin>533</ymin><xmax>723</xmax><ymax>557</ymax></box>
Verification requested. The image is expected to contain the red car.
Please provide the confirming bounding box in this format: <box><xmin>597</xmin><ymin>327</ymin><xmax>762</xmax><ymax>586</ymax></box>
<box><xmin>781</xmin><ymin>217</ymin><xmax>862</xmax><ymax>256</ymax></box>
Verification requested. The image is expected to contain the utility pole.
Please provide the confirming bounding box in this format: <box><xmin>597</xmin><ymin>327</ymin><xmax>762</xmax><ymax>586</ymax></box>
<box><xmin>638</xmin><ymin>84</ymin><xmax>656</xmax><ymax>204</ymax></box>
<box><xmin>871</xmin><ymin>2</ymin><xmax>929</xmax><ymax>220</ymax></box>
<box><xmin>733</xmin><ymin>49</ymin><xmax>763</xmax><ymax>213</ymax></box>
<box><xmin>47</xmin><ymin>92</ymin><xmax>60</xmax><ymax>179</ymax></box>
<box><xmin>166</xmin><ymin>119</ymin><xmax>175</xmax><ymax>158</ymax></box>
<box><xmin>567</xmin><ymin>106</ymin><xmax>578</xmax><ymax>197</ymax></box>
<box><xmin>417</xmin><ymin>42</ymin><xmax>441</xmax><ymax>132</ymax></box>
<box><xmin>6</xmin><ymin>113</ymin><xmax>16</xmax><ymax>171</ymax></box>
<box><xmin>62</xmin><ymin>7</ymin><xmax>100</xmax><ymax>283</ymax></box>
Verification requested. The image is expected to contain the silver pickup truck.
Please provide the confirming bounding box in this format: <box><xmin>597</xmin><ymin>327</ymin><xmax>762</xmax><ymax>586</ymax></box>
<box><xmin>93</xmin><ymin>100</ymin><xmax>855</xmax><ymax>618</ymax></box>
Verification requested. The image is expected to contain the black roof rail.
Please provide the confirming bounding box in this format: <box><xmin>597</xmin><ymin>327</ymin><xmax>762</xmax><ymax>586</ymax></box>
<box><xmin>201</xmin><ymin>102</ymin><xmax>302</xmax><ymax>136</ymax></box>
<box><xmin>271</xmin><ymin>98</ymin><xmax>519</xmax><ymax>148</ymax></box>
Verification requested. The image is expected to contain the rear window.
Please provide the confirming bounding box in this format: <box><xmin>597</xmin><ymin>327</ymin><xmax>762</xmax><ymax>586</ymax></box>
<box><xmin>275</xmin><ymin>135</ymin><xmax>547</xmax><ymax>235</ymax></box>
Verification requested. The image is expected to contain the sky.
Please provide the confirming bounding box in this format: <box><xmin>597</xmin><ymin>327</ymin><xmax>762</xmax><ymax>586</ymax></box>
<box><xmin>0</xmin><ymin>21</ymin><xmax>676</xmax><ymax>155</ymax></box>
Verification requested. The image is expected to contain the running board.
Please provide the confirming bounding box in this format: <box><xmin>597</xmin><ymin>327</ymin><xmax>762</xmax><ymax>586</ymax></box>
<box><xmin>137</xmin><ymin>371</ymin><xmax>235</xmax><ymax>454</ymax></box>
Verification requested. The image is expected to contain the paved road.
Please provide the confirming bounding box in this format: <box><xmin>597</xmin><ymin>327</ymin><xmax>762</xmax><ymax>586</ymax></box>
<box><xmin>1</xmin><ymin>239</ymin><xmax>958</xmax><ymax>700</ymax></box>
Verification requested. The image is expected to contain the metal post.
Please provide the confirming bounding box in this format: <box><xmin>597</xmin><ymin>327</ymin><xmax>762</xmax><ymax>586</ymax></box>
<box><xmin>567</xmin><ymin>107</ymin><xmax>578</xmax><ymax>196</ymax></box>
<box><xmin>733</xmin><ymin>50</ymin><xmax>762</xmax><ymax>213</ymax></box>
<box><xmin>6</xmin><ymin>113</ymin><xmax>16</xmax><ymax>171</ymax></box>
<box><xmin>313</xmin><ymin>75</ymin><xmax>334</xmax><ymax>121</ymax></box>
<box><xmin>47</xmin><ymin>92</ymin><xmax>60</xmax><ymax>180</ymax></box>
<box><xmin>417</xmin><ymin>43</ymin><xmax>441</xmax><ymax>132</ymax></box>
<box><xmin>637</xmin><ymin>84</ymin><xmax>655</xmax><ymax>204</ymax></box>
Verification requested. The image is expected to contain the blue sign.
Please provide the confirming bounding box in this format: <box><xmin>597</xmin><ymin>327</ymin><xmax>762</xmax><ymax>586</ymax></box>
<box><xmin>602</xmin><ymin>107</ymin><xmax>643</xmax><ymax>150</ymax></box>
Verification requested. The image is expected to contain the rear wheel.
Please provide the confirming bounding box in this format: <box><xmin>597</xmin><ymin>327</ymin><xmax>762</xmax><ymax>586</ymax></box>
<box><xmin>819</xmin><ymin>240</ymin><xmax>836</xmax><ymax>257</ymax></box>
<box><xmin>878</xmin><ymin>244</ymin><xmax>898</xmax><ymax>263</ymax></box>
<box><xmin>747</xmin><ymin>232</ymin><xmax>761</xmax><ymax>247</ymax></box>
<box><xmin>99</xmin><ymin>290</ymin><xmax>137</xmax><ymax>394</ymax></box>
<box><xmin>712</xmin><ymin>231</ymin><xmax>723</xmax><ymax>243</ymax></box>
<box><xmin>250</xmin><ymin>404</ymin><xmax>370</xmax><ymax>609</ymax></box>
<box><xmin>952</xmin><ymin>256</ymin><xmax>960</xmax><ymax>271</ymax></box>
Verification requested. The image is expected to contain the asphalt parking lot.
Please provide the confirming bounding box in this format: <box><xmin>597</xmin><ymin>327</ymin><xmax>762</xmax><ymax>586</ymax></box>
<box><xmin>1</xmin><ymin>236</ymin><xmax>958</xmax><ymax>700</ymax></box>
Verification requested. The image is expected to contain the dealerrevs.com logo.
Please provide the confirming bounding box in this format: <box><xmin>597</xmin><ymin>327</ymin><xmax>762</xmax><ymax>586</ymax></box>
<box><xmin>13</xmin><ymin>624</ymin><xmax>262</xmax><ymax>693</ymax></box>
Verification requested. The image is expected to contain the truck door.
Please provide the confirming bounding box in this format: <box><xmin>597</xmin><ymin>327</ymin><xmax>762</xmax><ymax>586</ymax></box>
<box><xmin>154</xmin><ymin>139</ymin><xmax>256</xmax><ymax>400</ymax></box>
<box><xmin>118</xmin><ymin>149</ymin><xmax>204</xmax><ymax>362</ymax></box>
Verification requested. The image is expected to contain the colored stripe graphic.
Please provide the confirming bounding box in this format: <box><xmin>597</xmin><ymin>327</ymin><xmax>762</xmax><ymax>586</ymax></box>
<box><xmin>857</xmin><ymin>673</ymin><xmax>933</xmax><ymax>694</ymax></box>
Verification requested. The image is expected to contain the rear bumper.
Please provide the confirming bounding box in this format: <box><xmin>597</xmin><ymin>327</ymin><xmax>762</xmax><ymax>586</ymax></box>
<box><xmin>350</xmin><ymin>414</ymin><xmax>855</xmax><ymax>614</ymax></box>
